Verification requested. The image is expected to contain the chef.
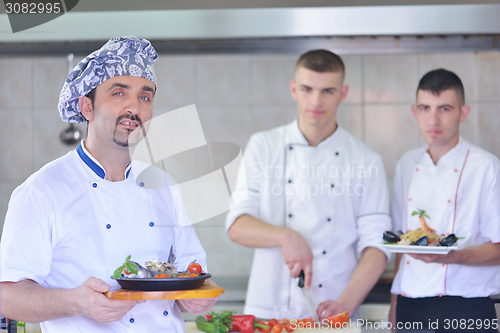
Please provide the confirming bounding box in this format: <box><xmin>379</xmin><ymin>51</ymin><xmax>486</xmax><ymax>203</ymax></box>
<box><xmin>0</xmin><ymin>36</ymin><xmax>217</xmax><ymax>332</ymax></box>
<box><xmin>389</xmin><ymin>69</ymin><xmax>500</xmax><ymax>331</ymax></box>
<box><xmin>225</xmin><ymin>50</ymin><xmax>391</xmax><ymax>321</ymax></box>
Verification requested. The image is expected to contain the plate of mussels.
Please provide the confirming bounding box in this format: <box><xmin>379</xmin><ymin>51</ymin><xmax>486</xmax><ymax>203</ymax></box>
<box><xmin>112</xmin><ymin>254</ymin><xmax>211</xmax><ymax>291</ymax></box>
<box><xmin>381</xmin><ymin>230</ymin><xmax>466</xmax><ymax>254</ymax></box>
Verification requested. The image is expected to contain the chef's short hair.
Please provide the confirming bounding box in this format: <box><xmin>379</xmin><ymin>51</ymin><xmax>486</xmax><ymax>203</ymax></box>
<box><xmin>295</xmin><ymin>50</ymin><xmax>345</xmax><ymax>76</ymax></box>
<box><xmin>417</xmin><ymin>69</ymin><xmax>465</xmax><ymax>105</ymax></box>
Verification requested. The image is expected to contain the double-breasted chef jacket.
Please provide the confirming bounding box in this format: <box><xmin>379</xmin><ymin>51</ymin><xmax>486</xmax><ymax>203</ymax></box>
<box><xmin>0</xmin><ymin>142</ymin><xmax>206</xmax><ymax>333</ymax></box>
<box><xmin>391</xmin><ymin>137</ymin><xmax>500</xmax><ymax>298</ymax></box>
<box><xmin>225</xmin><ymin>120</ymin><xmax>391</xmax><ymax>320</ymax></box>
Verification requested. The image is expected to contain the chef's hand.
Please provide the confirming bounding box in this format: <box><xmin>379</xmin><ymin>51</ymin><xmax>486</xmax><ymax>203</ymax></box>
<box><xmin>317</xmin><ymin>300</ymin><xmax>347</xmax><ymax>321</ymax></box>
<box><xmin>281</xmin><ymin>228</ymin><xmax>313</xmax><ymax>288</ymax></box>
<box><xmin>408</xmin><ymin>250</ymin><xmax>458</xmax><ymax>264</ymax></box>
<box><xmin>177</xmin><ymin>279</ymin><xmax>219</xmax><ymax>315</ymax></box>
<box><xmin>75</xmin><ymin>276</ymin><xmax>143</xmax><ymax>323</ymax></box>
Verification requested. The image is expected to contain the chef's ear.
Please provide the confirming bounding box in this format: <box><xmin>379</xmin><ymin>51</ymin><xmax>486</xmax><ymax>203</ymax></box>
<box><xmin>339</xmin><ymin>84</ymin><xmax>349</xmax><ymax>103</ymax></box>
<box><xmin>79</xmin><ymin>96</ymin><xmax>94</xmax><ymax>122</ymax></box>
<box><xmin>459</xmin><ymin>105</ymin><xmax>471</xmax><ymax>124</ymax></box>
<box><xmin>290</xmin><ymin>79</ymin><xmax>297</xmax><ymax>101</ymax></box>
<box><xmin>411</xmin><ymin>104</ymin><xmax>417</xmax><ymax>117</ymax></box>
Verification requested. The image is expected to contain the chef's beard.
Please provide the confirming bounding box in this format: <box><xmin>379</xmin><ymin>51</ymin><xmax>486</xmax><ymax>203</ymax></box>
<box><xmin>113</xmin><ymin>114</ymin><xmax>143</xmax><ymax>148</ymax></box>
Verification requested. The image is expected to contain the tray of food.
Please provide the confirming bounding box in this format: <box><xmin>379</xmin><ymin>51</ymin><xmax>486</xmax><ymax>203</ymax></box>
<box><xmin>106</xmin><ymin>253</ymin><xmax>223</xmax><ymax>300</ymax></box>
<box><xmin>381</xmin><ymin>209</ymin><xmax>465</xmax><ymax>254</ymax></box>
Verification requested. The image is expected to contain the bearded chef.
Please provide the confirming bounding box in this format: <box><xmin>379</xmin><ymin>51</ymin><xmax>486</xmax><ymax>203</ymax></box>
<box><xmin>225</xmin><ymin>50</ymin><xmax>391</xmax><ymax>321</ymax></box>
<box><xmin>389</xmin><ymin>69</ymin><xmax>500</xmax><ymax>331</ymax></box>
<box><xmin>0</xmin><ymin>36</ymin><xmax>217</xmax><ymax>332</ymax></box>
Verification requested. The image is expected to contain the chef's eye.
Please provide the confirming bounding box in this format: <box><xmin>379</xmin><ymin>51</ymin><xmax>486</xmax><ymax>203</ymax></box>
<box><xmin>141</xmin><ymin>95</ymin><xmax>151</xmax><ymax>101</ymax></box>
<box><xmin>324</xmin><ymin>89</ymin><xmax>334</xmax><ymax>95</ymax></box>
<box><xmin>113</xmin><ymin>91</ymin><xmax>123</xmax><ymax>96</ymax></box>
<box><xmin>301</xmin><ymin>87</ymin><xmax>311</xmax><ymax>92</ymax></box>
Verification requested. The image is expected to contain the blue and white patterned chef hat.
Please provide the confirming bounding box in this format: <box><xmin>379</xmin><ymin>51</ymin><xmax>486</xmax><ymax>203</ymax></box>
<box><xmin>58</xmin><ymin>36</ymin><xmax>158</xmax><ymax>123</ymax></box>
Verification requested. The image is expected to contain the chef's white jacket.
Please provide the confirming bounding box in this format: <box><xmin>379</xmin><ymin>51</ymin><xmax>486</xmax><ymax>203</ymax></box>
<box><xmin>0</xmin><ymin>142</ymin><xmax>206</xmax><ymax>333</ymax></box>
<box><xmin>225</xmin><ymin>120</ymin><xmax>391</xmax><ymax>319</ymax></box>
<box><xmin>390</xmin><ymin>137</ymin><xmax>500</xmax><ymax>298</ymax></box>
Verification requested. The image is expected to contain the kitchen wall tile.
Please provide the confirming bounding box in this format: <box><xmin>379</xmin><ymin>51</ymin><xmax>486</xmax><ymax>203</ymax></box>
<box><xmin>476</xmin><ymin>51</ymin><xmax>500</xmax><ymax>101</ymax></box>
<box><xmin>205</xmin><ymin>250</ymin><xmax>254</xmax><ymax>277</ymax></box>
<box><xmin>34</xmin><ymin>109</ymin><xmax>87</xmax><ymax>171</ymax></box>
<box><xmin>419</xmin><ymin>52</ymin><xmax>478</xmax><ymax>102</ymax></box>
<box><xmin>478</xmin><ymin>103</ymin><xmax>500</xmax><ymax>159</ymax></box>
<box><xmin>195</xmin><ymin>217</ymin><xmax>253</xmax><ymax>254</ymax></box>
<box><xmin>460</xmin><ymin>102</ymin><xmax>479</xmax><ymax>146</ymax></box>
<box><xmin>154</xmin><ymin>55</ymin><xmax>197</xmax><ymax>108</ymax></box>
<box><xmin>0</xmin><ymin>181</ymin><xmax>22</xmax><ymax>235</ymax></box>
<box><xmin>197</xmin><ymin>105</ymin><xmax>296</xmax><ymax>152</ymax></box>
<box><xmin>342</xmin><ymin>55</ymin><xmax>363</xmax><ymax>104</ymax></box>
<box><xmin>336</xmin><ymin>104</ymin><xmax>363</xmax><ymax>140</ymax></box>
<box><xmin>33</xmin><ymin>57</ymin><xmax>68</xmax><ymax>109</ymax></box>
<box><xmin>197</xmin><ymin>55</ymin><xmax>251</xmax><ymax>106</ymax></box>
<box><xmin>364</xmin><ymin>54</ymin><xmax>418</xmax><ymax>103</ymax></box>
<box><xmin>251</xmin><ymin>54</ymin><xmax>296</xmax><ymax>105</ymax></box>
<box><xmin>365</xmin><ymin>104</ymin><xmax>420</xmax><ymax>179</ymax></box>
<box><xmin>0</xmin><ymin>57</ymin><xmax>32</xmax><ymax>110</ymax></box>
<box><xmin>0</xmin><ymin>111</ymin><xmax>34</xmax><ymax>181</ymax></box>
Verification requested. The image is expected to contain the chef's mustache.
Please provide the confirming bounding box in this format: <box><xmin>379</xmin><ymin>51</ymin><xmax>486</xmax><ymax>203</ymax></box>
<box><xmin>116</xmin><ymin>114</ymin><xmax>143</xmax><ymax>127</ymax></box>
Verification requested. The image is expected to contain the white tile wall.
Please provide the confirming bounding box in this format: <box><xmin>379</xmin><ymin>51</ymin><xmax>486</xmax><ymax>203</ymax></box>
<box><xmin>1</xmin><ymin>50</ymin><xmax>500</xmax><ymax>278</ymax></box>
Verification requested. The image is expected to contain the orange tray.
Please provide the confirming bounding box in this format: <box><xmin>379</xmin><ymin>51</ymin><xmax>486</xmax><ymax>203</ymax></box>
<box><xmin>105</xmin><ymin>285</ymin><xmax>224</xmax><ymax>300</ymax></box>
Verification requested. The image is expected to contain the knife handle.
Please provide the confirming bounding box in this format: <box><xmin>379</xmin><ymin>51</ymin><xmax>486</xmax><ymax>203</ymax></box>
<box><xmin>298</xmin><ymin>270</ymin><xmax>305</xmax><ymax>288</ymax></box>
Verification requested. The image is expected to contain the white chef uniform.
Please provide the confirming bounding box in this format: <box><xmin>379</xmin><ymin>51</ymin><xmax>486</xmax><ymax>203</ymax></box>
<box><xmin>391</xmin><ymin>137</ymin><xmax>500</xmax><ymax>298</ymax></box>
<box><xmin>225</xmin><ymin>120</ymin><xmax>391</xmax><ymax>319</ymax></box>
<box><xmin>0</xmin><ymin>142</ymin><xmax>206</xmax><ymax>333</ymax></box>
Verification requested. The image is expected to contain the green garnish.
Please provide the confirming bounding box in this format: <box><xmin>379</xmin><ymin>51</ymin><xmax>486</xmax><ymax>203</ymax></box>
<box><xmin>113</xmin><ymin>255</ymin><xmax>138</xmax><ymax>279</ymax></box>
<box><xmin>412</xmin><ymin>209</ymin><xmax>430</xmax><ymax>220</ymax></box>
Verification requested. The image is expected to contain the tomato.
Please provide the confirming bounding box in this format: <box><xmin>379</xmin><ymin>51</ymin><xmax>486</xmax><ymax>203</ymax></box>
<box><xmin>284</xmin><ymin>323</ymin><xmax>294</xmax><ymax>332</ymax></box>
<box><xmin>268</xmin><ymin>319</ymin><xmax>279</xmax><ymax>326</ymax></box>
<box><xmin>154</xmin><ymin>273</ymin><xmax>168</xmax><ymax>278</ymax></box>
<box><xmin>325</xmin><ymin>311</ymin><xmax>349</xmax><ymax>328</ymax></box>
<box><xmin>272</xmin><ymin>324</ymin><xmax>283</xmax><ymax>333</ymax></box>
<box><xmin>188</xmin><ymin>262</ymin><xmax>203</xmax><ymax>274</ymax></box>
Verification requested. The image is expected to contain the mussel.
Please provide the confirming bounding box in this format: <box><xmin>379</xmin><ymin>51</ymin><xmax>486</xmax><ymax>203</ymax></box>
<box><xmin>413</xmin><ymin>236</ymin><xmax>429</xmax><ymax>246</ymax></box>
<box><xmin>383</xmin><ymin>231</ymin><xmax>401</xmax><ymax>243</ymax></box>
<box><xmin>439</xmin><ymin>234</ymin><xmax>458</xmax><ymax>247</ymax></box>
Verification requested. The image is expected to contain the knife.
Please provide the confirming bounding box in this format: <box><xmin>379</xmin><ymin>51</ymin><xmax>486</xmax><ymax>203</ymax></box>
<box><xmin>298</xmin><ymin>270</ymin><xmax>320</xmax><ymax>323</ymax></box>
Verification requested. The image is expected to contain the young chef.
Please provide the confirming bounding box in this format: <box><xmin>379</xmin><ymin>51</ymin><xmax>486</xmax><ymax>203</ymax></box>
<box><xmin>0</xmin><ymin>36</ymin><xmax>217</xmax><ymax>332</ymax></box>
<box><xmin>389</xmin><ymin>69</ymin><xmax>500</xmax><ymax>331</ymax></box>
<box><xmin>225</xmin><ymin>50</ymin><xmax>391</xmax><ymax>321</ymax></box>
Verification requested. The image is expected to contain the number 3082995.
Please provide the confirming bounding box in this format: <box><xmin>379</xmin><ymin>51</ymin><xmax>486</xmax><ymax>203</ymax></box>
<box><xmin>5</xmin><ymin>2</ymin><xmax>61</xmax><ymax>14</ymax></box>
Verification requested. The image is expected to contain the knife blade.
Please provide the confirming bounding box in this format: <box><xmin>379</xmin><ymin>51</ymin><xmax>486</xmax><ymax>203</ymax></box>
<box><xmin>298</xmin><ymin>270</ymin><xmax>320</xmax><ymax>323</ymax></box>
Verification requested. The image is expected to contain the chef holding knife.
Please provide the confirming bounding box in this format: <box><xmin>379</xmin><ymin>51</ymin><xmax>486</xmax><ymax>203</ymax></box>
<box><xmin>226</xmin><ymin>50</ymin><xmax>391</xmax><ymax>321</ymax></box>
<box><xmin>389</xmin><ymin>69</ymin><xmax>500</xmax><ymax>332</ymax></box>
<box><xmin>0</xmin><ymin>36</ymin><xmax>217</xmax><ymax>332</ymax></box>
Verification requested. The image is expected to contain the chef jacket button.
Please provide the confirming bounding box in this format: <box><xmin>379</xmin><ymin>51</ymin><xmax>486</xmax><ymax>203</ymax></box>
<box><xmin>415</xmin><ymin>167</ymin><xmax>419</xmax><ymax>171</ymax></box>
<box><xmin>331</xmin><ymin>184</ymin><xmax>334</xmax><ymax>188</ymax></box>
<box><xmin>288</xmin><ymin>214</ymin><xmax>292</xmax><ymax>218</ymax></box>
<box><xmin>454</xmin><ymin>169</ymin><xmax>458</xmax><ymax>172</ymax></box>
<box><xmin>140</xmin><ymin>182</ymin><xmax>145</xmax><ymax>187</ymax></box>
<box><xmin>408</xmin><ymin>198</ymin><xmax>412</xmax><ymax>201</ymax></box>
<box><xmin>92</xmin><ymin>183</ymin><xmax>97</xmax><ymax>188</ymax></box>
<box><xmin>327</xmin><ymin>218</ymin><xmax>331</xmax><ymax>222</ymax></box>
<box><xmin>319</xmin><ymin>284</ymin><xmax>323</xmax><ymax>288</ymax></box>
<box><xmin>130</xmin><ymin>318</ymin><xmax>134</xmax><ymax>323</ymax></box>
<box><xmin>335</xmin><ymin>152</ymin><xmax>339</xmax><ymax>156</ymax></box>
<box><xmin>439</xmin><ymin>294</ymin><xmax>443</xmax><ymax>297</ymax></box>
<box><xmin>106</xmin><ymin>224</ymin><xmax>111</xmax><ymax>229</ymax></box>
<box><xmin>289</xmin><ymin>146</ymin><xmax>293</xmax><ymax>150</ymax></box>
<box><xmin>406</xmin><ymin>261</ymin><xmax>410</xmax><ymax>265</ymax></box>
<box><xmin>442</xmin><ymin>263</ymin><xmax>445</xmax><ymax>267</ymax></box>
<box><xmin>163</xmin><ymin>311</ymin><xmax>169</xmax><ymax>316</ymax></box>
<box><xmin>447</xmin><ymin>199</ymin><xmax>451</xmax><ymax>203</ymax></box>
<box><xmin>149</xmin><ymin>222</ymin><xmax>154</xmax><ymax>227</ymax></box>
<box><xmin>288</xmin><ymin>179</ymin><xmax>292</xmax><ymax>183</ymax></box>
<box><xmin>402</xmin><ymin>293</ymin><xmax>406</xmax><ymax>297</ymax></box>
<box><xmin>322</xmin><ymin>251</ymin><xmax>326</xmax><ymax>255</ymax></box>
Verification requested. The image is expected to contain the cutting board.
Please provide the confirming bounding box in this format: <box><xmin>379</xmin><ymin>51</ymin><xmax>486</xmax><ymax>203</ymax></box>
<box><xmin>105</xmin><ymin>285</ymin><xmax>224</xmax><ymax>300</ymax></box>
<box><xmin>184</xmin><ymin>321</ymin><xmax>361</xmax><ymax>333</ymax></box>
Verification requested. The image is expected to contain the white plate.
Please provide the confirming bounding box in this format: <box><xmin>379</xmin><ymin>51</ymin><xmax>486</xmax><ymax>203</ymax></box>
<box><xmin>381</xmin><ymin>238</ymin><xmax>466</xmax><ymax>254</ymax></box>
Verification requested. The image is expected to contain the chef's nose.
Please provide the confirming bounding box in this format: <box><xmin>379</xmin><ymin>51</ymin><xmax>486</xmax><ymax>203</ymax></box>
<box><xmin>311</xmin><ymin>91</ymin><xmax>323</xmax><ymax>107</ymax></box>
<box><xmin>125</xmin><ymin>96</ymin><xmax>142</xmax><ymax>115</ymax></box>
<box><xmin>429</xmin><ymin>108</ymin><xmax>439</xmax><ymax>126</ymax></box>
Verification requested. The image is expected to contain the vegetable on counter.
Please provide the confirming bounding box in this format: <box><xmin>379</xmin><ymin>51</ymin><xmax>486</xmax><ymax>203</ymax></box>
<box><xmin>196</xmin><ymin>316</ymin><xmax>229</xmax><ymax>333</ymax></box>
<box><xmin>197</xmin><ymin>312</ymin><xmax>281</xmax><ymax>333</ymax></box>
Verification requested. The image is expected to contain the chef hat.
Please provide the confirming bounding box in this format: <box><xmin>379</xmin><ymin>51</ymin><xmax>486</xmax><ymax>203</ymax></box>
<box><xmin>58</xmin><ymin>36</ymin><xmax>158</xmax><ymax>123</ymax></box>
